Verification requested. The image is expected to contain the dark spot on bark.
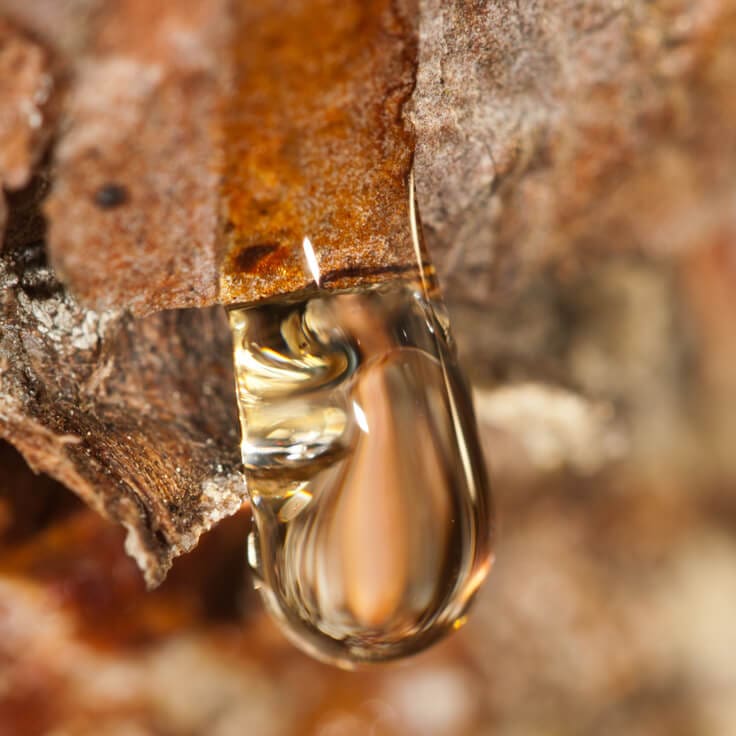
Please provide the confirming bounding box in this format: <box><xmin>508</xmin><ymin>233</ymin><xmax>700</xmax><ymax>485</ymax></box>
<box><xmin>94</xmin><ymin>183</ymin><xmax>129</xmax><ymax>209</ymax></box>
<box><xmin>12</xmin><ymin>240</ymin><xmax>47</xmax><ymax>269</ymax></box>
<box><xmin>19</xmin><ymin>267</ymin><xmax>63</xmax><ymax>300</ymax></box>
<box><xmin>154</xmin><ymin>529</ymin><xmax>169</xmax><ymax>547</ymax></box>
<box><xmin>234</xmin><ymin>242</ymin><xmax>280</xmax><ymax>272</ymax></box>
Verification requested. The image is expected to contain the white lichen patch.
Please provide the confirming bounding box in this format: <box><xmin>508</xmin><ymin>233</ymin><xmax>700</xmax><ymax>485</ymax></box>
<box><xmin>15</xmin><ymin>287</ymin><xmax>119</xmax><ymax>352</ymax></box>
<box><xmin>198</xmin><ymin>471</ymin><xmax>248</xmax><ymax>526</ymax></box>
<box><xmin>174</xmin><ymin>471</ymin><xmax>248</xmax><ymax>555</ymax></box>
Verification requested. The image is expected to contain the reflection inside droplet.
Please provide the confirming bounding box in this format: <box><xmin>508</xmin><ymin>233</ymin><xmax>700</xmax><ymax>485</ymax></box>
<box><xmin>230</xmin><ymin>281</ymin><xmax>494</xmax><ymax>667</ymax></box>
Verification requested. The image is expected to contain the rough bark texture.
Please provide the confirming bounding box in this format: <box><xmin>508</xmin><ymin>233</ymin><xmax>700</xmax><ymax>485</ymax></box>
<box><xmin>0</xmin><ymin>0</ymin><xmax>426</xmax><ymax>587</ymax></box>
<box><xmin>0</xmin><ymin>18</ymin><xmax>54</xmax><ymax>192</ymax></box>
<box><xmin>1</xmin><ymin>231</ymin><xmax>245</xmax><ymax>586</ymax></box>
<box><xmin>0</xmin><ymin>8</ymin><xmax>246</xmax><ymax>587</ymax></box>
<box><xmin>43</xmin><ymin>0</ymin><xmax>230</xmax><ymax>316</ymax></box>
<box><xmin>220</xmin><ymin>0</ymin><xmax>421</xmax><ymax>304</ymax></box>
<box><xmin>0</xmin><ymin>0</ymin><xmax>732</xmax><ymax>578</ymax></box>
<box><xmin>0</xmin><ymin>17</ymin><xmax>245</xmax><ymax>583</ymax></box>
<box><xmin>412</xmin><ymin>1</ymin><xmax>736</xmax><ymax>375</ymax></box>
<box><xmin>4</xmin><ymin>0</ymin><xmax>422</xmax><ymax>315</ymax></box>
<box><xmin>0</xmin><ymin>17</ymin><xmax>54</xmax><ymax>240</ymax></box>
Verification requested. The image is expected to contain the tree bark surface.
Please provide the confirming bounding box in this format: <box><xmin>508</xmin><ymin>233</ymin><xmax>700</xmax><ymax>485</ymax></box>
<box><xmin>0</xmin><ymin>0</ymin><xmax>735</xmax><ymax>581</ymax></box>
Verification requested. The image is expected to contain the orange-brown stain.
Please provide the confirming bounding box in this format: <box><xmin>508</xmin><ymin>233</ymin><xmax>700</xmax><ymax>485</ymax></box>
<box><xmin>219</xmin><ymin>0</ymin><xmax>420</xmax><ymax>306</ymax></box>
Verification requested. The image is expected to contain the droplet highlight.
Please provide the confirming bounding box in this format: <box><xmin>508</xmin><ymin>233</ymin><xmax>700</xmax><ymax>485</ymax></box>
<box><xmin>230</xmin><ymin>281</ymin><xmax>494</xmax><ymax>667</ymax></box>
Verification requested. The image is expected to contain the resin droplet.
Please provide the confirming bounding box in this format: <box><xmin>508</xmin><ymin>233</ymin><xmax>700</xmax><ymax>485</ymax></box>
<box><xmin>230</xmin><ymin>282</ymin><xmax>493</xmax><ymax>666</ymax></box>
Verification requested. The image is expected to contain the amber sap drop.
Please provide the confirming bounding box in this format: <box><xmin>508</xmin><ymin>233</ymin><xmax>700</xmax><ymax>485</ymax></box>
<box><xmin>229</xmin><ymin>282</ymin><xmax>493</xmax><ymax>666</ymax></box>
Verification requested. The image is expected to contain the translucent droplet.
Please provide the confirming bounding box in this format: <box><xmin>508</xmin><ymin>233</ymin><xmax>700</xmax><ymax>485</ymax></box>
<box><xmin>230</xmin><ymin>280</ymin><xmax>494</xmax><ymax>667</ymax></box>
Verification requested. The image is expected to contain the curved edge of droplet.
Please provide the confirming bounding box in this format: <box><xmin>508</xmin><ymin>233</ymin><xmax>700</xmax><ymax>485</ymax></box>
<box><xmin>253</xmin><ymin>550</ymin><xmax>494</xmax><ymax>671</ymax></box>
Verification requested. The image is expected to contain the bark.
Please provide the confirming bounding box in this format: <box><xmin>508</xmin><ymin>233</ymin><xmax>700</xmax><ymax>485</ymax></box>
<box><xmin>1</xmin><ymin>0</ymin><xmax>735</xmax><ymax>583</ymax></box>
<box><xmin>412</xmin><ymin>1</ymin><xmax>736</xmax><ymax>392</ymax></box>
<box><xmin>220</xmin><ymin>0</ymin><xmax>421</xmax><ymax>304</ymax></box>
<box><xmin>42</xmin><ymin>0</ymin><xmax>229</xmax><ymax>316</ymax></box>
<box><xmin>0</xmin><ymin>19</ymin><xmax>245</xmax><ymax>582</ymax></box>
<box><xmin>1</xmin><ymin>229</ymin><xmax>245</xmax><ymax>586</ymax></box>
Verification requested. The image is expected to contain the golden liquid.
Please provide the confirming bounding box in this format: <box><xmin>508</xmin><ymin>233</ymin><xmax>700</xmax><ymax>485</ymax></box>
<box><xmin>230</xmin><ymin>282</ymin><xmax>493</xmax><ymax>667</ymax></box>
